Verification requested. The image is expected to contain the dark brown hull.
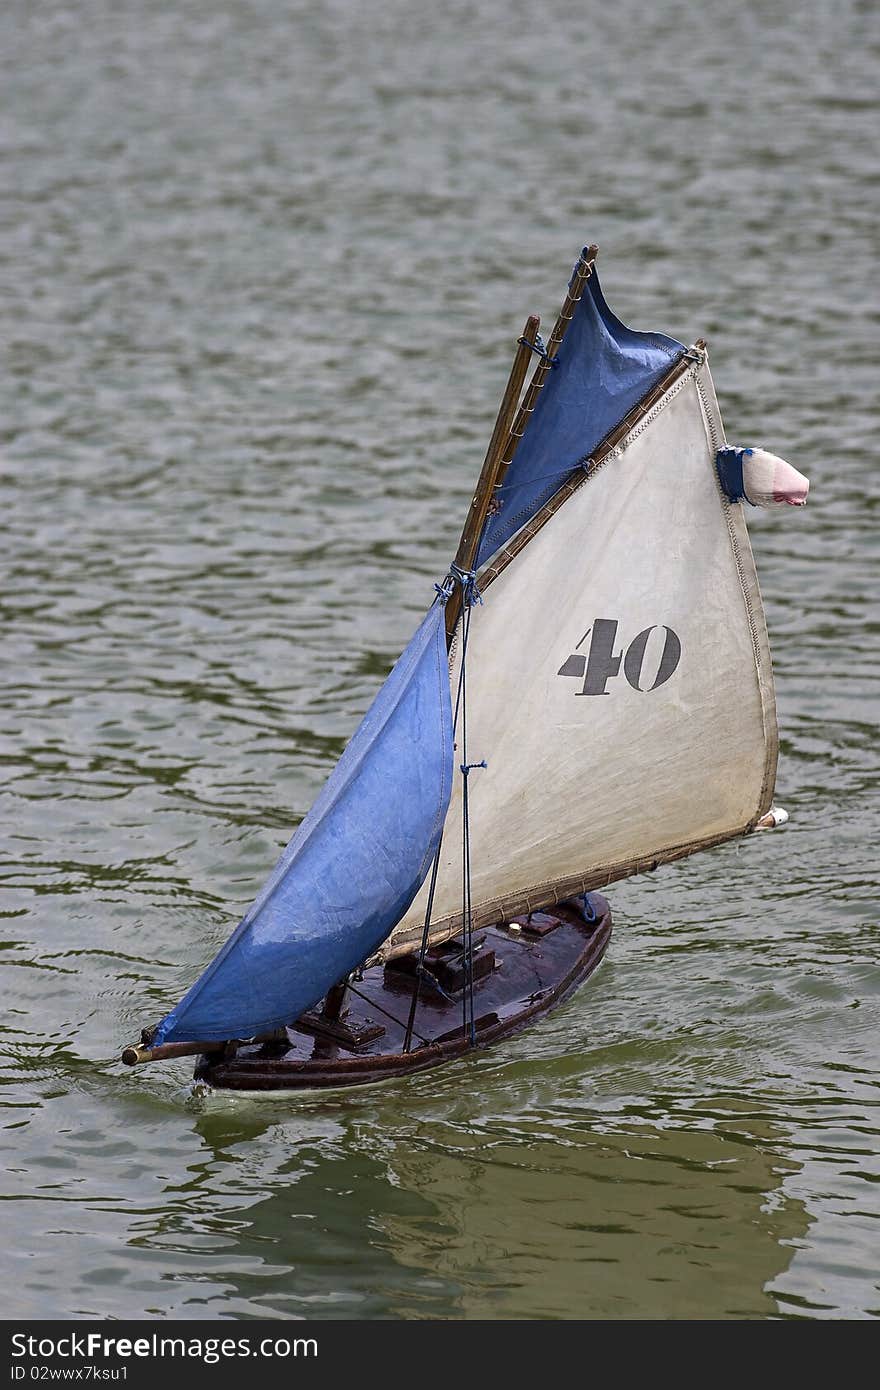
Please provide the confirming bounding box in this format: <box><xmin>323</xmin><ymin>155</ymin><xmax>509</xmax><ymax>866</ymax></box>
<box><xmin>194</xmin><ymin>895</ymin><xmax>611</xmax><ymax>1091</ymax></box>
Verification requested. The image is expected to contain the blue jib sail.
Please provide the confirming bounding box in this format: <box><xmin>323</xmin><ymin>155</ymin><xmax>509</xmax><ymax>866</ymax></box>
<box><xmin>477</xmin><ymin>266</ymin><xmax>685</xmax><ymax>567</ymax></box>
<box><xmin>153</xmin><ymin>602</ymin><xmax>453</xmax><ymax>1045</ymax></box>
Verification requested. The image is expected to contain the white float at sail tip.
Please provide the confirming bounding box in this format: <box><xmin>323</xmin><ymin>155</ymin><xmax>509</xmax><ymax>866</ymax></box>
<box><xmin>743</xmin><ymin>449</ymin><xmax>808</xmax><ymax>507</ymax></box>
<box><xmin>717</xmin><ymin>446</ymin><xmax>809</xmax><ymax>508</ymax></box>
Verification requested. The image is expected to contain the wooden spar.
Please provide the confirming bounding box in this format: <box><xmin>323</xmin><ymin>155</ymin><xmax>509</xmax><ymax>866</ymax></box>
<box><xmin>122</xmin><ymin>1040</ymin><xmax>222</xmax><ymax>1066</ymax></box>
<box><xmin>493</xmin><ymin>244</ymin><xmax>598</xmax><ymax>494</ymax></box>
<box><xmin>121</xmin><ymin>1030</ymin><xmax>286</xmax><ymax>1067</ymax></box>
<box><xmin>120</xmin><ymin>993</ymin><xmax>353</xmax><ymax>1065</ymax></box>
<box><xmin>443</xmin><ymin>313</ymin><xmax>540</xmax><ymax>643</ymax></box>
<box><xmin>447</xmin><ymin>243</ymin><xmax>602</xmax><ymax>606</ymax></box>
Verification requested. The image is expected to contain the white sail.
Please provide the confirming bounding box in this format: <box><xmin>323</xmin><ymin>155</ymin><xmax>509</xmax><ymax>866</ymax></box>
<box><xmin>380</xmin><ymin>354</ymin><xmax>777</xmax><ymax>960</ymax></box>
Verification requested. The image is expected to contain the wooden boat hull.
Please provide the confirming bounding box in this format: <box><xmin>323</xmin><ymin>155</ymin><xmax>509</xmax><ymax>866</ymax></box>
<box><xmin>194</xmin><ymin>895</ymin><xmax>611</xmax><ymax>1091</ymax></box>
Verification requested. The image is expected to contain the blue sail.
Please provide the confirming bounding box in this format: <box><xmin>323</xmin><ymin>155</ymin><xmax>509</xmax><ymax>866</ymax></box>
<box><xmin>477</xmin><ymin>266</ymin><xmax>685</xmax><ymax>567</ymax></box>
<box><xmin>153</xmin><ymin>602</ymin><xmax>453</xmax><ymax>1045</ymax></box>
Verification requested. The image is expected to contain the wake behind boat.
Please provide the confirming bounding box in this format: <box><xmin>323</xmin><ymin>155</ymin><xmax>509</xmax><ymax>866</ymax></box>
<box><xmin>122</xmin><ymin>244</ymin><xmax>808</xmax><ymax>1091</ymax></box>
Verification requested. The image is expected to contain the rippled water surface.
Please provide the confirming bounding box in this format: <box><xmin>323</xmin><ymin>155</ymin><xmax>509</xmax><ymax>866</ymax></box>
<box><xmin>1</xmin><ymin>0</ymin><xmax>877</xmax><ymax>1320</ymax></box>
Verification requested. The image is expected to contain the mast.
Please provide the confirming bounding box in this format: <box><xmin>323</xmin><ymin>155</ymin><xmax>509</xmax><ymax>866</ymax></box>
<box><xmin>398</xmin><ymin>312</ymin><xmax>553</xmax><ymax>1049</ymax></box>
<box><xmin>443</xmin><ymin>314</ymin><xmax>541</xmax><ymax>644</ymax></box>
<box><xmin>404</xmin><ymin>259</ymin><xmax>600</xmax><ymax>1041</ymax></box>
<box><xmin>494</xmin><ymin>245</ymin><xmax>598</xmax><ymax>494</ymax></box>
<box><xmin>444</xmin><ymin>245</ymin><xmax>599</xmax><ymax>645</ymax></box>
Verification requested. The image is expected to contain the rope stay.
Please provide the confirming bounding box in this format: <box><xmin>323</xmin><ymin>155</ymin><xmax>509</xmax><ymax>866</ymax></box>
<box><xmin>517</xmin><ymin>330</ymin><xmax>560</xmax><ymax>369</ymax></box>
<box><xmin>403</xmin><ymin>567</ymin><xmax>486</xmax><ymax>1052</ymax></box>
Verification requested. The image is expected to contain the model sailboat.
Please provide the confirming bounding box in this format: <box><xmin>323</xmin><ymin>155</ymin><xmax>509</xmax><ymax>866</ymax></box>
<box><xmin>122</xmin><ymin>245</ymin><xmax>808</xmax><ymax>1090</ymax></box>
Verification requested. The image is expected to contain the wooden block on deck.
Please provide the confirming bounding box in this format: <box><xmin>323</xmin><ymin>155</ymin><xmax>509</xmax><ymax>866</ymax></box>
<box><xmin>296</xmin><ymin>1010</ymin><xmax>385</xmax><ymax>1051</ymax></box>
<box><xmin>385</xmin><ymin>939</ymin><xmax>496</xmax><ymax>995</ymax></box>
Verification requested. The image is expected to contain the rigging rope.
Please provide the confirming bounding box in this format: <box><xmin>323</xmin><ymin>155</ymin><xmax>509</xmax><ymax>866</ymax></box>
<box><xmin>402</xmin><ymin>842</ymin><xmax>444</xmax><ymax>1052</ymax></box>
<box><xmin>345</xmin><ymin>980</ymin><xmax>431</xmax><ymax>1047</ymax></box>
<box><xmin>458</xmin><ymin>595</ymin><xmax>481</xmax><ymax>1046</ymax></box>
<box><xmin>517</xmin><ymin>331</ymin><xmax>559</xmax><ymax>369</ymax></box>
<box><xmin>402</xmin><ymin>570</ymin><xmax>485</xmax><ymax>1052</ymax></box>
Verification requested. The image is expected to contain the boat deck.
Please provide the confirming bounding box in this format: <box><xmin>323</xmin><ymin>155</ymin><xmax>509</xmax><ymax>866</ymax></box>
<box><xmin>195</xmin><ymin>894</ymin><xmax>611</xmax><ymax>1090</ymax></box>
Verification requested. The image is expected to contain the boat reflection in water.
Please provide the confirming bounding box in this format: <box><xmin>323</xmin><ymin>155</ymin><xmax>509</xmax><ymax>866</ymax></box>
<box><xmin>166</xmin><ymin>1090</ymin><xmax>808</xmax><ymax>1319</ymax></box>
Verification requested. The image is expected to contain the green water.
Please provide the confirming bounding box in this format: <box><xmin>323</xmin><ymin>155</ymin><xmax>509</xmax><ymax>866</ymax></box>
<box><xmin>1</xmin><ymin>0</ymin><xmax>877</xmax><ymax>1320</ymax></box>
